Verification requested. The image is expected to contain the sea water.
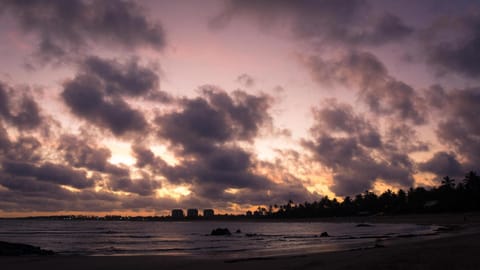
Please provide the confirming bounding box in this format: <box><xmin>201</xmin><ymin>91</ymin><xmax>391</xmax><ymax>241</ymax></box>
<box><xmin>0</xmin><ymin>220</ymin><xmax>438</xmax><ymax>258</ymax></box>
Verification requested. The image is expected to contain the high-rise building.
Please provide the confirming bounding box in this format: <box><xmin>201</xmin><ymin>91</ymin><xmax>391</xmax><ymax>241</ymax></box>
<box><xmin>203</xmin><ymin>209</ymin><xmax>214</xmax><ymax>217</ymax></box>
<box><xmin>187</xmin><ymin>208</ymin><xmax>198</xmax><ymax>217</ymax></box>
<box><xmin>171</xmin><ymin>209</ymin><xmax>184</xmax><ymax>218</ymax></box>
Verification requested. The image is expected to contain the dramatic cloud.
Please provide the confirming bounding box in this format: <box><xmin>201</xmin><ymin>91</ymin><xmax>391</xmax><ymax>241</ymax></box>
<box><xmin>429</xmin><ymin>87</ymin><xmax>480</xmax><ymax>169</ymax></box>
<box><xmin>0</xmin><ymin>0</ymin><xmax>166</xmax><ymax>62</ymax></box>
<box><xmin>418</xmin><ymin>151</ymin><xmax>464</xmax><ymax>178</ymax></box>
<box><xmin>131</xmin><ymin>144</ymin><xmax>156</xmax><ymax>169</ymax></box>
<box><xmin>156</xmin><ymin>86</ymin><xmax>272</xmax><ymax>154</ymax></box>
<box><xmin>2</xmin><ymin>136</ymin><xmax>42</xmax><ymax>164</ymax></box>
<box><xmin>2</xmin><ymin>160</ymin><xmax>94</xmax><ymax>189</ymax></box>
<box><xmin>424</xmin><ymin>14</ymin><xmax>480</xmax><ymax>78</ymax></box>
<box><xmin>0</xmin><ymin>176</ymin><xmax>73</xmax><ymax>201</ymax></box>
<box><xmin>0</xmin><ymin>81</ymin><xmax>42</xmax><ymax>130</ymax></box>
<box><xmin>58</xmin><ymin>135</ymin><xmax>129</xmax><ymax>177</ymax></box>
<box><xmin>58</xmin><ymin>135</ymin><xmax>163</xmax><ymax>197</ymax></box>
<box><xmin>131</xmin><ymin>144</ymin><xmax>313</xmax><ymax>207</ymax></box>
<box><xmin>303</xmin><ymin>100</ymin><xmax>415</xmax><ymax>196</ymax></box>
<box><xmin>0</xmin><ymin>184</ymin><xmax>132</xmax><ymax>212</ymax></box>
<box><xmin>108</xmin><ymin>173</ymin><xmax>160</xmax><ymax>196</ymax></box>
<box><xmin>384</xmin><ymin>123</ymin><xmax>429</xmax><ymax>154</ymax></box>
<box><xmin>151</xmin><ymin>87</ymin><xmax>314</xmax><ymax>205</ymax></box>
<box><xmin>60</xmin><ymin>56</ymin><xmax>167</xmax><ymax>136</ymax></box>
<box><xmin>305</xmin><ymin>51</ymin><xmax>427</xmax><ymax>125</ymax></box>
<box><xmin>154</xmin><ymin>88</ymin><xmax>272</xmax><ymax>184</ymax></box>
<box><xmin>62</xmin><ymin>75</ymin><xmax>148</xmax><ymax>136</ymax></box>
<box><xmin>0</xmin><ymin>122</ymin><xmax>9</xmax><ymax>151</ymax></box>
<box><xmin>81</xmin><ymin>56</ymin><xmax>160</xmax><ymax>97</ymax></box>
<box><xmin>212</xmin><ymin>0</ymin><xmax>413</xmax><ymax>46</ymax></box>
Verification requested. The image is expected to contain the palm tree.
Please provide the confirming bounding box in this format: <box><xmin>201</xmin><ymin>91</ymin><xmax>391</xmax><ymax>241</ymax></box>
<box><xmin>441</xmin><ymin>176</ymin><xmax>455</xmax><ymax>190</ymax></box>
<box><xmin>464</xmin><ymin>171</ymin><xmax>480</xmax><ymax>192</ymax></box>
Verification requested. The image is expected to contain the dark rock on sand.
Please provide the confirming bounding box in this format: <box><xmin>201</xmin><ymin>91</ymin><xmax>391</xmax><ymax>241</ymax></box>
<box><xmin>435</xmin><ymin>225</ymin><xmax>460</xmax><ymax>232</ymax></box>
<box><xmin>211</xmin><ymin>228</ymin><xmax>231</xmax><ymax>236</ymax></box>
<box><xmin>0</xmin><ymin>241</ymin><xmax>54</xmax><ymax>256</ymax></box>
<box><xmin>356</xmin><ymin>223</ymin><xmax>373</xmax><ymax>227</ymax></box>
<box><xmin>235</xmin><ymin>229</ymin><xmax>242</xmax><ymax>233</ymax></box>
<box><xmin>320</xmin><ymin>232</ymin><xmax>329</xmax><ymax>237</ymax></box>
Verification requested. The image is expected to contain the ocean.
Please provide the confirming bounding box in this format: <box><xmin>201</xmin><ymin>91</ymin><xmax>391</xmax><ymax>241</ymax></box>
<box><xmin>0</xmin><ymin>220</ymin><xmax>438</xmax><ymax>258</ymax></box>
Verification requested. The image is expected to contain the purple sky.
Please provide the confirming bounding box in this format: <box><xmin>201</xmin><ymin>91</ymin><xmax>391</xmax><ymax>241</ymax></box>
<box><xmin>0</xmin><ymin>0</ymin><xmax>479</xmax><ymax>216</ymax></box>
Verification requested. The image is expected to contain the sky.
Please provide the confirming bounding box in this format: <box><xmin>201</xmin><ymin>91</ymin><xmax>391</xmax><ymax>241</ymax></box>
<box><xmin>0</xmin><ymin>0</ymin><xmax>479</xmax><ymax>217</ymax></box>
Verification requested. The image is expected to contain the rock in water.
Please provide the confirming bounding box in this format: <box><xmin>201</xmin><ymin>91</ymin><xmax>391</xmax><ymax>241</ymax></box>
<box><xmin>211</xmin><ymin>228</ymin><xmax>231</xmax><ymax>236</ymax></box>
<box><xmin>356</xmin><ymin>223</ymin><xmax>373</xmax><ymax>227</ymax></box>
<box><xmin>0</xmin><ymin>241</ymin><xmax>54</xmax><ymax>256</ymax></box>
<box><xmin>320</xmin><ymin>231</ymin><xmax>329</xmax><ymax>237</ymax></box>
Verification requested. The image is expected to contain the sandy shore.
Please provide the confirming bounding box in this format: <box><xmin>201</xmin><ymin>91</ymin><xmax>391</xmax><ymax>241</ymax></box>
<box><xmin>2</xmin><ymin>213</ymin><xmax>480</xmax><ymax>270</ymax></box>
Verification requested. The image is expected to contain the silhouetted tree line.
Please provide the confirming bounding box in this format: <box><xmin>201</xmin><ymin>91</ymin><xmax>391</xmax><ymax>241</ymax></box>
<box><xmin>254</xmin><ymin>171</ymin><xmax>480</xmax><ymax>218</ymax></box>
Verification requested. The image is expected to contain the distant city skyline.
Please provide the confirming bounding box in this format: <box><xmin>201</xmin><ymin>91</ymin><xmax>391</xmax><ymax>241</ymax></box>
<box><xmin>0</xmin><ymin>0</ymin><xmax>479</xmax><ymax>217</ymax></box>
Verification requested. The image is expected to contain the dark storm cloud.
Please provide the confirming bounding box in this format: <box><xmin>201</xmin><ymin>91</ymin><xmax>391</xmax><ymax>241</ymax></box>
<box><xmin>305</xmin><ymin>51</ymin><xmax>387</xmax><ymax>88</ymax></box>
<box><xmin>150</xmin><ymin>88</ymin><xmax>307</xmax><ymax>203</ymax></box>
<box><xmin>191</xmin><ymin>147</ymin><xmax>270</xmax><ymax>189</ymax></box>
<box><xmin>130</xmin><ymin>145</ymin><xmax>314</xmax><ymax>207</ymax></box>
<box><xmin>130</xmin><ymin>144</ymin><xmax>171</xmax><ymax>175</ymax></box>
<box><xmin>2</xmin><ymin>160</ymin><xmax>94</xmax><ymax>189</ymax></box>
<box><xmin>362</xmin><ymin>13</ymin><xmax>413</xmax><ymax>45</ymax></box>
<box><xmin>193</xmin><ymin>178</ymin><xmax>315</xmax><ymax>207</ymax></box>
<box><xmin>431</xmin><ymin>88</ymin><xmax>480</xmax><ymax>169</ymax></box>
<box><xmin>58</xmin><ymin>135</ymin><xmax>111</xmax><ymax>172</ymax></box>
<box><xmin>79</xmin><ymin>56</ymin><xmax>171</xmax><ymax>102</ymax></box>
<box><xmin>0</xmin><ymin>176</ymin><xmax>71</xmax><ymax>198</ymax></box>
<box><xmin>60</xmin><ymin>55</ymin><xmax>173</xmax><ymax>136</ymax></box>
<box><xmin>0</xmin><ymin>132</ymin><xmax>163</xmax><ymax>208</ymax></box>
<box><xmin>155</xmin><ymin>87</ymin><xmax>272</xmax><ymax>154</ymax></box>
<box><xmin>159</xmin><ymin>146</ymin><xmax>274</xmax><ymax>191</ymax></box>
<box><xmin>425</xmin><ymin>84</ymin><xmax>448</xmax><ymax>109</ymax></box>
<box><xmin>424</xmin><ymin>14</ymin><xmax>480</xmax><ymax>78</ymax></box>
<box><xmin>82</xmin><ymin>56</ymin><xmax>160</xmax><ymax>97</ymax></box>
<box><xmin>0</xmin><ymin>81</ymin><xmax>42</xmax><ymax>130</ymax></box>
<box><xmin>156</xmin><ymin>97</ymin><xmax>230</xmax><ymax>154</ymax></box>
<box><xmin>305</xmin><ymin>51</ymin><xmax>427</xmax><ymax>125</ymax></box>
<box><xmin>418</xmin><ymin>151</ymin><xmax>464</xmax><ymax>178</ymax></box>
<box><xmin>62</xmin><ymin>75</ymin><xmax>148</xmax><ymax>136</ymax></box>
<box><xmin>212</xmin><ymin>0</ymin><xmax>413</xmax><ymax>46</ymax></box>
<box><xmin>2</xmin><ymin>136</ymin><xmax>42</xmax><ymax>163</ymax></box>
<box><xmin>384</xmin><ymin>123</ymin><xmax>429</xmax><ymax>153</ymax></box>
<box><xmin>0</xmin><ymin>122</ymin><xmax>10</xmax><ymax>151</ymax></box>
<box><xmin>362</xmin><ymin>80</ymin><xmax>426</xmax><ymax>125</ymax></box>
<box><xmin>0</xmin><ymin>0</ymin><xmax>166</xmax><ymax>62</ymax></box>
<box><xmin>58</xmin><ymin>135</ymin><xmax>129</xmax><ymax>176</ymax></box>
<box><xmin>133</xmin><ymin>144</ymin><xmax>274</xmax><ymax>197</ymax></box>
<box><xmin>0</xmin><ymin>186</ymin><xmax>129</xmax><ymax>212</ymax></box>
<box><xmin>203</xmin><ymin>88</ymin><xmax>272</xmax><ymax>140</ymax></box>
<box><xmin>131</xmin><ymin>144</ymin><xmax>156</xmax><ymax>168</ymax></box>
<box><xmin>303</xmin><ymin>100</ymin><xmax>415</xmax><ymax>196</ymax></box>
<box><xmin>311</xmin><ymin>99</ymin><xmax>381</xmax><ymax>144</ymax></box>
<box><xmin>108</xmin><ymin>173</ymin><xmax>161</xmax><ymax>196</ymax></box>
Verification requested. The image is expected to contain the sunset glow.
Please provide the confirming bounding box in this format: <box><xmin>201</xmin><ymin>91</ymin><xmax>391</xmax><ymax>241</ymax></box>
<box><xmin>0</xmin><ymin>0</ymin><xmax>479</xmax><ymax>217</ymax></box>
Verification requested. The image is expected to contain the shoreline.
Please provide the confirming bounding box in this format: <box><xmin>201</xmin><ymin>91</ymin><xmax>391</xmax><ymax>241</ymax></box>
<box><xmin>2</xmin><ymin>212</ymin><xmax>479</xmax><ymax>224</ymax></box>
<box><xmin>2</xmin><ymin>227</ymin><xmax>480</xmax><ymax>270</ymax></box>
<box><xmin>1</xmin><ymin>213</ymin><xmax>480</xmax><ymax>269</ymax></box>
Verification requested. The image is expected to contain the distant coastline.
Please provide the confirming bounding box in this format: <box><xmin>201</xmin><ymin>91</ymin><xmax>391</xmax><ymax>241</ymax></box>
<box><xmin>2</xmin><ymin>212</ymin><xmax>480</xmax><ymax>226</ymax></box>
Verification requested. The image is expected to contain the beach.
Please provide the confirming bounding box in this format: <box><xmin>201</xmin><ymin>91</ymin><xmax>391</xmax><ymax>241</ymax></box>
<box><xmin>1</xmin><ymin>213</ymin><xmax>480</xmax><ymax>270</ymax></box>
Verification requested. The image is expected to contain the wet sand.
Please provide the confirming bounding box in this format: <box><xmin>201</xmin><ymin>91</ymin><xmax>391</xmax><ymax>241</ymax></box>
<box><xmin>2</xmin><ymin>213</ymin><xmax>480</xmax><ymax>270</ymax></box>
